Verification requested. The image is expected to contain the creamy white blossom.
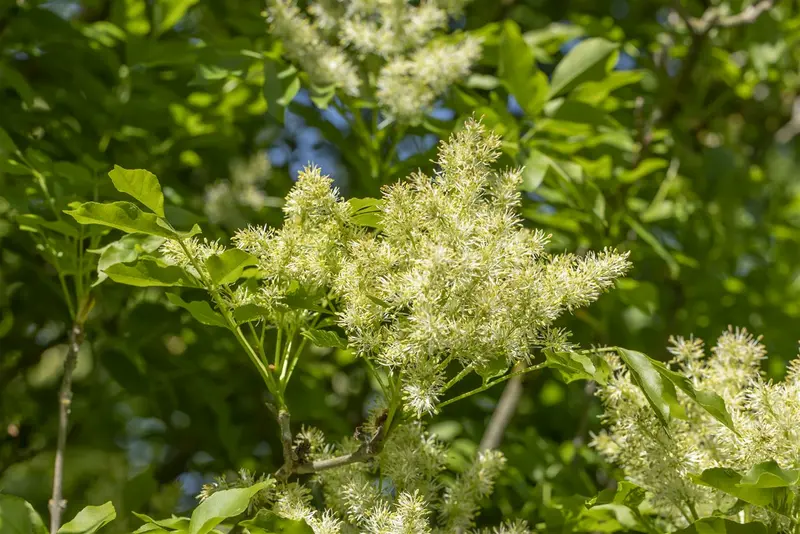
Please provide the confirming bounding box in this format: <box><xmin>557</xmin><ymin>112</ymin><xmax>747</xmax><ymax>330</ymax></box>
<box><xmin>377</xmin><ymin>37</ymin><xmax>481</xmax><ymax>121</ymax></box>
<box><xmin>267</xmin><ymin>0</ymin><xmax>361</xmax><ymax>96</ymax></box>
<box><xmin>334</xmin><ymin>120</ymin><xmax>630</xmax><ymax>415</ymax></box>
<box><xmin>266</xmin><ymin>0</ymin><xmax>480</xmax><ymax>122</ymax></box>
<box><xmin>594</xmin><ymin>327</ymin><xmax>800</xmax><ymax>530</ymax></box>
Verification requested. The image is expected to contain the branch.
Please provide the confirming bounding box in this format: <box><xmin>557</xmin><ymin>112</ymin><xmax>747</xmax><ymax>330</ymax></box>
<box><xmin>292</xmin><ymin>446</ymin><xmax>375</xmax><ymax>474</ymax></box>
<box><xmin>274</xmin><ymin>409</ymin><xmax>388</xmax><ymax>478</ymax></box>
<box><xmin>49</xmin><ymin>322</ymin><xmax>84</xmax><ymax>534</ymax></box>
<box><xmin>478</xmin><ymin>363</ymin><xmax>526</xmax><ymax>451</ymax></box>
<box><xmin>437</xmin><ymin>362</ymin><xmax>547</xmax><ymax>410</ymax></box>
<box><xmin>687</xmin><ymin>0</ymin><xmax>775</xmax><ymax>32</ymax></box>
<box><xmin>661</xmin><ymin>0</ymin><xmax>774</xmax><ymax>124</ymax></box>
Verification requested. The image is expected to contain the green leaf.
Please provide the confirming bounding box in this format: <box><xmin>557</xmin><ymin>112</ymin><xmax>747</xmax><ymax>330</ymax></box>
<box><xmin>281</xmin><ymin>282</ymin><xmax>334</xmax><ymax>314</ymax></box>
<box><xmin>520</xmin><ymin>150</ymin><xmax>583</xmax><ymax>196</ymax></box>
<box><xmin>0</xmin><ymin>494</ymin><xmax>48</xmax><ymax>534</ymax></box>
<box><xmin>57</xmin><ymin>502</ymin><xmax>116</xmax><ymax>534</ymax></box>
<box><xmin>475</xmin><ymin>357</ymin><xmax>509</xmax><ymax>384</ymax></box>
<box><xmin>545</xmin><ymin>350</ymin><xmax>611</xmax><ymax>385</ymax></box>
<box><xmin>739</xmin><ymin>461</ymin><xmax>800</xmax><ymax>488</ymax></box>
<box><xmin>692</xmin><ymin>463</ymin><xmax>796</xmax><ymax>516</ymax></box>
<box><xmin>616</xmin><ymin>279</ymin><xmax>659</xmax><ymax>315</ymax></box>
<box><xmin>92</xmin><ymin>234</ymin><xmax>166</xmax><ymax>285</ymax></box>
<box><xmin>104</xmin><ymin>259</ymin><xmax>200</xmax><ymax>287</ymax></box>
<box><xmin>521</xmin><ymin>151</ymin><xmax>548</xmax><ymax>192</ymax></box>
<box><xmin>301</xmin><ymin>329</ymin><xmax>348</xmax><ymax>349</ymax></box>
<box><xmin>549</xmin><ymin>38</ymin><xmax>619</xmax><ymax>98</ymax></box>
<box><xmin>264</xmin><ymin>59</ymin><xmax>286</xmax><ymax>123</ymax></box>
<box><xmin>650</xmin><ymin>359</ymin><xmax>737</xmax><ymax>432</ymax></box>
<box><xmin>572</xmin><ymin>70</ymin><xmax>644</xmax><ymax>104</ymax></box>
<box><xmin>675</xmin><ymin>518</ymin><xmax>767</xmax><ymax>534</ymax></box>
<box><xmin>239</xmin><ymin>510</ymin><xmax>314</xmax><ymax>534</ymax></box>
<box><xmin>166</xmin><ymin>293</ymin><xmax>227</xmax><ymax>328</ymax></box>
<box><xmin>17</xmin><ymin>213</ymin><xmax>79</xmax><ymax>238</ymax></box>
<box><xmin>616</xmin><ymin>347</ymin><xmax>685</xmax><ymax>427</ymax></box>
<box><xmin>277</xmin><ymin>75</ymin><xmax>301</xmax><ymax>107</ymax></box>
<box><xmin>625</xmin><ymin>216</ymin><xmax>680</xmax><ymax>278</ymax></box>
<box><xmin>65</xmin><ymin>202</ymin><xmax>175</xmax><ymax>238</ymax></box>
<box><xmin>577</xmin><ymin>504</ymin><xmax>640</xmax><ymax>532</ymax></box>
<box><xmin>549</xmin><ymin>99</ymin><xmax>616</xmax><ymax>128</ymax></box>
<box><xmin>617</xmin><ymin>348</ymin><xmax>736</xmax><ymax>432</ymax></box>
<box><xmin>205</xmin><ymin>249</ymin><xmax>258</xmax><ymax>286</ymax></box>
<box><xmin>348</xmin><ymin>197</ymin><xmax>384</xmax><ymax>229</ymax></box>
<box><xmin>618</xmin><ymin>158</ymin><xmax>668</xmax><ymax>184</ymax></box>
<box><xmin>233</xmin><ymin>304</ymin><xmax>271</xmax><ymax>324</ymax></box>
<box><xmin>156</xmin><ymin>218</ymin><xmax>202</xmax><ymax>239</ymax></box>
<box><xmin>499</xmin><ymin>20</ymin><xmax>548</xmax><ymax>116</ymax></box>
<box><xmin>188</xmin><ymin>480</ymin><xmax>272</xmax><ymax>534</ymax></box>
<box><xmin>108</xmin><ymin>166</ymin><xmax>165</xmax><ymax>216</ymax></box>
<box><xmin>132</xmin><ymin>513</ymin><xmax>189</xmax><ymax>534</ymax></box>
<box><xmin>589</xmin><ymin>481</ymin><xmax>646</xmax><ymax>509</ymax></box>
<box><xmin>310</xmin><ymin>84</ymin><xmax>337</xmax><ymax>109</ymax></box>
<box><xmin>465</xmin><ymin>74</ymin><xmax>500</xmax><ymax>90</ymax></box>
<box><xmin>0</xmin><ymin>126</ymin><xmax>18</xmax><ymax>155</ymax></box>
<box><xmin>54</xmin><ymin>162</ymin><xmax>93</xmax><ymax>184</ymax></box>
<box><xmin>156</xmin><ymin>0</ymin><xmax>198</xmax><ymax>34</ymax></box>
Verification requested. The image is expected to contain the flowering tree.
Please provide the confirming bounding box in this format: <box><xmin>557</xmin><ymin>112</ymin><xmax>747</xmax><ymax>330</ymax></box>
<box><xmin>1</xmin><ymin>1</ymin><xmax>799</xmax><ymax>533</ymax></box>
<box><xmin>57</xmin><ymin>120</ymin><xmax>629</xmax><ymax>532</ymax></box>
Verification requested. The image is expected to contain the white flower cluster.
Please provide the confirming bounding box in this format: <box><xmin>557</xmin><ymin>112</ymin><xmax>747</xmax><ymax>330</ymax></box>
<box><xmin>266</xmin><ymin>0</ymin><xmax>480</xmax><ymax>122</ymax></box>
<box><xmin>334</xmin><ymin>121</ymin><xmax>630</xmax><ymax>416</ymax></box>
<box><xmin>161</xmin><ymin>237</ymin><xmax>225</xmax><ymax>279</ymax></box>
<box><xmin>593</xmin><ymin>327</ymin><xmax>800</xmax><ymax>529</ymax></box>
<box><xmin>258</xmin><ymin>422</ymin><xmax>529</xmax><ymax>533</ymax></box>
<box><xmin>232</xmin><ymin>120</ymin><xmax>629</xmax><ymax>416</ymax></box>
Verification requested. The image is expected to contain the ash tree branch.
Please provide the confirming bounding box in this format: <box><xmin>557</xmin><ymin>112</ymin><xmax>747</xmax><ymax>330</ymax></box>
<box><xmin>274</xmin><ymin>408</ymin><xmax>388</xmax><ymax>478</ymax></box>
<box><xmin>49</xmin><ymin>322</ymin><xmax>84</xmax><ymax>534</ymax></box>
<box><xmin>688</xmin><ymin>0</ymin><xmax>775</xmax><ymax>32</ymax></box>
<box><xmin>479</xmin><ymin>364</ymin><xmax>525</xmax><ymax>451</ymax></box>
<box><xmin>660</xmin><ymin>0</ymin><xmax>774</xmax><ymax>124</ymax></box>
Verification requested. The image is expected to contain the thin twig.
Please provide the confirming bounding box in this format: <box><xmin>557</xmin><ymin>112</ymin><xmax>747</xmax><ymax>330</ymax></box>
<box><xmin>437</xmin><ymin>362</ymin><xmax>547</xmax><ymax>410</ymax></box>
<box><xmin>479</xmin><ymin>363</ymin><xmax>526</xmax><ymax>451</ymax></box>
<box><xmin>686</xmin><ymin>0</ymin><xmax>775</xmax><ymax>32</ymax></box>
<box><xmin>660</xmin><ymin>0</ymin><xmax>774</xmax><ymax>126</ymax></box>
<box><xmin>274</xmin><ymin>408</ymin><xmax>389</xmax><ymax>478</ymax></box>
<box><xmin>49</xmin><ymin>322</ymin><xmax>84</xmax><ymax>534</ymax></box>
<box><xmin>292</xmin><ymin>447</ymin><xmax>375</xmax><ymax>474</ymax></box>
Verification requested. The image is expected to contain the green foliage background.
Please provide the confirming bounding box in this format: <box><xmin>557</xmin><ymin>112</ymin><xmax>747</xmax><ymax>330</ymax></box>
<box><xmin>1</xmin><ymin>0</ymin><xmax>799</xmax><ymax>531</ymax></box>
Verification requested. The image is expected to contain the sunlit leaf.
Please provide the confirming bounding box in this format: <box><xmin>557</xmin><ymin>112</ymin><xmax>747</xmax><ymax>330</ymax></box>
<box><xmin>188</xmin><ymin>480</ymin><xmax>273</xmax><ymax>534</ymax></box>
<box><xmin>499</xmin><ymin>20</ymin><xmax>548</xmax><ymax>116</ymax></box>
<box><xmin>57</xmin><ymin>502</ymin><xmax>116</xmax><ymax>534</ymax></box>
<box><xmin>692</xmin><ymin>462</ymin><xmax>797</xmax><ymax>516</ymax></box>
<box><xmin>108</xmin><ymin>166</ymin><xmax>165</xmax><ymax>216</ymax></box>
<box><xmin>0</xmin><ymin>494</ymin><xmax>47</xmax><ymax>534</ymax></box>
<box><xmin>239</xmin><ymin>510</ymin><xmax>314</xmax><ymax>534</ymax></box>
<box><xmin>156</xmin><ymin>0</ymin><xmax>198</xmax><ymax>35</ymax></box>
<box><xmin>92</xmin><ymin>234</ymin><xmax>166</xmax><ymax>285</ymax></box>
<box><xmin>545</xmin><ymin>349</ymin><xmax>611</xmax><ymax>385</ymax></box>
<box><xmin>617</xmin><ymin>348</ymin><xmax>736</xmax><ymax>432</ymax></box>
<box><xmin>17</xmin><ymin>213</ymin><xmax>79</xmax><ymax>238</ymax></box>
<box><xmin>166</xmin><ymin>293</ymin><xmax>226</xmax><ymax>328</ymax></box>
<box><xmin>205</xmin><ymin>249</ymin><xmax>258</xmax><ymax>286</ymax></box>
<box><xmin>549</xmin><ymin>38</ymin><xmax>618</xmax><ymax>98</ymax></box>
<box><xmin>65</xmin><ymin>202</ymin><xmax>175</xmax><ymax>238</ymax></box>
<box><xmin>301</xmin><ymin>328</ymin><xmax>348</xmax><ymax>349</ymax></box>
<box><xmin>104</xmin><ymin>259</ymin><xmax>200</xmax><ymax>288</ymax></box>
